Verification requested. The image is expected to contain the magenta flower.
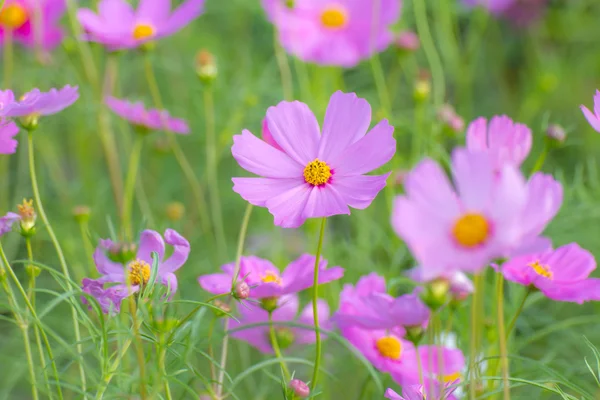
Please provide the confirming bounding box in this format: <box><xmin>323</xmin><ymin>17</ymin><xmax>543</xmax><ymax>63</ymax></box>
<box><xmin>500</xmin><ymin>243</ymin><xmax>600</xmax><ymax>304</ymax></box>
<box><xmin>262</xmin><ymin>0</ymin><xmax>400</xmax><ymax>67</ymax></box>
<box><xmin>105</xmin><ymin>97</ymin><xmax>189</xmax><ymax>134</ymax></box>
<box><xmin>392</xmin><ymin>148</ymin><xmax>528</xmax><ymax>280</ymax></box>
<box><xmin>82</xmin><ymin>229</ymin><xmax>190</xmax><ymax>313</ymax></box>
<box><xmin>466</xmin><ymin>115</ymin><xmax>532</xmax><ymax>171</ymax></box>
<box><xmin>0</xmin><ymin>212</ymin><xmax>20</xmax><ymax>236</ymax></box>
<box><xmin>0</xmin><ymin>121</ymin><xmax>19</xmax><ymax>154</ymax></box>
<box><xmin>396</xmin><ymin>31</ymin><xmax>420</xmax><ymax>52</ymax></box>
<box><xmin>198</xmin><ymin>254</ymin><xmax>344</xmax><ymax>299</ymax></box>
<box><xmin>581</xmin><ymin>90</ymin><xmax>600</xmax><ymax>133</ymax></box>
<box><xmin>333</xmin><ymin>272</ymin><xmax>387</xmax><ymax>327</ymax></box>
<box><xmin>77</xmin><ymin>0</ymin><xmax>205</xmax><ymax>50</ymax></box>
<box><xmin>0</xmin><ymin>86</ymin><xmax>79</xmax><ymax>118</ymax></box>
<box><xmin>261</xmin><ymin>118</ymin><xmax>282</xmax><ymax>151</ymax></box>
<box><xmin>229</xmin><ymin>294</ymin><xmax>330</xmax><ymax>354</ymax></box>
<box><xmin>232</xmin><ymin>91</ymin><xmax>396</xmax><ymax>228</ymax></box>
<box><xmin>0</xmin><ymin>0</ymin><xmax>65</xmax><ymax>50</ymax></box>
<box><xmin>407</xmin><ymin>267</ymin><xmax>474</xmax><ymax>301</ymax></box>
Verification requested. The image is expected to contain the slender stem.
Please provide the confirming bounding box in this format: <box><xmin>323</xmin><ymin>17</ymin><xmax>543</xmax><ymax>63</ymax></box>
<box><xmin>25</xmin><ymin>238</ymin><xmax>35</xmax><ymax>303</ymax></box>
<box><xmin>506</xmin><ymin>288</ymin><xmax>531</xmax><ymax>337</ymax></box>
<box><xmin>203</xmin><ymin>87</ymin><xmax>227</xmax><ymax>260</ymax></box>
<box><xmin>0</xmin><ymin>243</ymin><xmax>62</xmax><ymax>400</ymax></box>
<box><xmin>530</xmin><ymin>144</ymin><xmax>549</xmax><ymax>175</ymax></box>
<box><xmin>496</xmin><ymin>273</ymin><xmax>510</xmax><ymax>399</ymax></box>
<box><xmin>3</xmin><ymin>29</ymin><xmax>13</xmax><ymax>87</ymax></box>
<box><xmin>143</xmin><ymin>54</ymin><xmax>212</xmax><ymax>237</ymax></box>
<box><xmin>273</xmin><ymin>30</ymin><xmax>293</xmax><ymax>101</ymax></box>
<box><xmin>77</xmin><ymin>220</ymin><xmax>95</xmax><ymax>275</ymax></box>
<box><xmin>416</xmin><ymin>347</ymin><xmax>424</xmax><ymax>386</ymax></box>
<box><xmin>469</xmin><ymin>273</ymin><xmax>481</xmax><ymax>400</ymax></box>
<box><xmin>122</xmin><ymin>133</ymin><xmax>144</xmax><ymax>241</ymax></box>
<box><xmin>369</xmin><ymin>55</ymin><xmax>392</xmax><ymax>118</ymax></box>
<box><xmin>159</xmin><ymin>340</ymin><xmax>173</xmax><ymax>400</ymax></box>
<box><xmin>128</xmin><ymin>298</ymin><xmax>147</xmax><ymax>399</ymax></box>
<box><xmin>21</xmin><ymin>323</ymin><xmax>40</xmax><ymax>400</ymax></box>
<box><xmin>356</xmin><ymin>375</ymin><xmax>371</xmax><ymax>400</ymax></box>
<box><xmin>27</xmin><ymin>131</ymin><xmax>87</xmax><ymax>393</ymax></box>
<box><xmin>269</xmin><ymin>312</ymin><xmax>291</xmax><ymax>380</ymax></box>
<box><xmin>207</xmin><ymin>318</ymin><xmax>217</xmax><ymax>386</ymax></box>
<box><xmin>413</xmin><ymin>0</ymin><xmax>446</xmax><ymax>107</ymax></box>
<box><xmin>310</xmin><ymin>217</ymin><xmax>327</xmax><ymax>392</ymax></box>
<box><xmin>95</xmin><ymin>338</ymin><xmax>134</xmax><ymax>399</ymax></box>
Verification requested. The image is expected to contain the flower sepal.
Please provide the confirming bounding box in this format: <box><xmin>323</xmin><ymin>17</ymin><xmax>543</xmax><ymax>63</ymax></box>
<box><xmin>260</xmin><ymin>296</ymin><xmax>279</xmax><ymax>312</ymax></box>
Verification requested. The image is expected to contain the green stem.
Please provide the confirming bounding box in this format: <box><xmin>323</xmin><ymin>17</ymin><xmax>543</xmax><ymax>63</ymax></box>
<box><xmin>204</xmin><ymin>87</ymin><xmax>227</xmax><ymax>260</ymax></box>
<box><xmin>122</xmin><ymin>133</ymin><xmax>144</xmax><ymax>241</ymax></box>
<box><xmin>128</xmin><ymin>298</ymin><xmax>147</xmax><ymax>399</ymax></box>
<box><xmin>207</xmin><ymin>318</ymin><xmax>217</xmax><ymax>387</ymax></box>
<box><xmin>3</xmin><ymin>29</ymin><xmax>13</xmax><ymax>87</ymax></box>
<box><xmin>413</xmin><ymin>0</ymin><xmax>446</xmax><ymax>107</ymax></box>
<box><xmin>269</xmin><ymin>312</ymin><xmax>291</xmax><ymax>380</ymax></box>
<box><xmin>416</xmin><ymin>347</ymin><xmax>424</xmax><ymax>386</ymax></box>
<box><xmin>273</xmin><ymin>30</ymin><xmax>293</xmax><ymax>101</ymax></box>
<box><xmin>496</xmin><ymin>273</ymin><xmax>510</xmax><ymax>399</ymax></box>
<box><xmin>469</xmin><ymin>273</ymin><xmax>482</xmax><ymax>400</ymax></box>
<box><xmin>356</xmin><ymin>375</ymin><xmax>371</xmax><ymax>400</ymax></box>
<box><xmin>143</xmin><ymin>54</ymin><xmax>212</xmax><ymax>238</ymax></box>
<box><xmin>95</xmin><ymin>337</ymin><xmax>134</xmax><ymax>399</ymax></box>
<box><xmin>310</xmin><ymin>217</ymin><xmax>327</xmax><ymax>392</ymax></box>
<box><xmin>27</xmin><ymin>131</ymin><xmax>87</xmax><ymax>394</ymax></box>
<box><xmin>21</xmin><ymin>323</ymin><xmax>40</xmax><ymax>400</ymax></box>
<box><xmin>530</xmin><ymin>144</ymin><xmax>549</xmax><ymax>175</ymax></box>
<box><xmin>506</xmin><ymin>288</ymin><xmax>532</xmax><ymax>337</ymax></box>
<box><xmin>159</xmin><ymin>341</ymin><xmax>173</xmax><ymax>400</ymax></box>
<box><xmin>77</xmin><ymin>219</ymin><xmax>95</xmax><ymax>276</ymax></box>
<box><xmin>0</xmin><ymin>243</ymin><xmax>62</xmax><ymax>400</ymax></box>
<box><xmin>369</xmin><ymin>54</ymin><xmax>392</xmax><ymax>118</ymax></box>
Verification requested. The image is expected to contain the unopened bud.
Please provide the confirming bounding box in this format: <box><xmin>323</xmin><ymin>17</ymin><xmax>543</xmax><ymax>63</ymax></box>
<box><xmin>17</xmin><ymin>199</ymin><xmax>36</xmax><ymax>236</ymax></box>
<box><xmin>393</xmin><ymin>169</ymin><xmax>408</xmax><ymax>187</ymax></box>
<box><xmin>274</xmin><ymin>327</ymin><xmax>295</xmax><ymax>350</ymax></box>
<box><xmin>234</xmin><ymin>281</ymin><xmax>250</xmax><ymax>300</ymax></box>
<box><xmin>72</xmin><ymin>205</ymin><xmax>91</xmax><ymax>223</ymax></box>
<box><xmin>289</xmin><ymin>379</ymin><xmax>310</xmax><ymax>398</ymax></box>
<box><xmin>18</xmin><ymin>114</ymin><xmax>39</xmax><ymax>131</ymax></box>
<box><xmin>260</xmin><ymin>296</ymin><xmax>279</xmax><ymax>312</ymax></box>
<box><xmin>546</xmin><ymin>124</ymin><xmax>566</xmax><ymax>144</ymax></box>
<box><xmin>413</xmin><ymin>71</ymin><xmax>431</xmax><ymax>103</ymax></box>
<box><xmin>405</xmin><ymin>325</ymin><xmax>425</xmax><ymax>346</ymax></box>
<box><xmin>396</xmin><ymin>31</ymin><xmax>420</xmax><ymax>52</ymax></box>
<box><xmin>107</xmin><ymin>242</ymin><xmax>137</xmax><ymax>264</ymax></box>
<box><xmin>195</xmin><ymin>50</ymin><xmax>217</xmax><ymax>84</ymax></box>
<box><xmin>420</xmin><ymin>279</ymin><xmax>450</xmax><ymax>311</ymax></box>
<box><xmin>438</xmin><ymin>104</ymin><xmax>465</xmax><ymax>134</ymax></box>
<box><xmin>165</xmin><ymin>202</ymin><xmax>185</xmax><ymax>222</ymax></box>
<box><xmin>212</xmin><ymin>299</ymin><xmax>231</xmax><ymax>317</ymax></box>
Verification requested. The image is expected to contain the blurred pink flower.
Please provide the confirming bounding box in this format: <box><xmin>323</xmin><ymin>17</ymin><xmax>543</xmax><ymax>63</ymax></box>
<box><xmin>232</xmin><ymin>91</ymin><xmax>396</xmax><ymax>228</ymax></box>
<box><xmin>229</xmin><ymin>294</ymin><xmax>330</xmax><ymax>354</ymax></box>
<box><xmin>0</xmin><ymin>212</ymin><xmax>20</xmax><ymax>236</ymax></box>
<box><xmin>438</xmin><ymin>104</ymin><xmax>464</xmax><ymax>134</ymax></box>
<box><xmin>581</xmin><ymin>90</ymin><xmax>600</xmax><ymax>133</ymax></box>
<box><xmin>466</xmin><ymin>115</ymin><xmax>532</xmax><ymax>171</ymax></box>
<box><xmin>500</xmin><ymin>243</ymin><xmax>600</xmax><ymax>304</ymax></box>
<box><xmin>262</xmin><ymin>0</ymin><xmax>401</xmax><ymax>67</ymax></box>
<box><xmin>396</xmin><ymin>31</ymin><xmax>419</xmax><ymax>52</ymax></box>
<box><xmin>0</xmin><ymin>0</ymin><xmax>65</xmax><ymax>50</ymax></box>
<box><xmin>462</xmin><ymin>0</ymin><xmax>514</xmax><ymax>14</ymax></box>
<box><xmin>385</xmin><ymin>383</ymin><xmax>458</xmax><ymax>400</ymax></box>
<box><xmin>0</xmin><ymin>85</ymin><xmax>78</xmax><ymax>118</ymax></box>
<box><xmin>392</xmin><ymin>148</ymin><xmax>529</xmax><ymax>280</ymax></box>
<box><xmin>407</xmin><ymin>267</ymin><xmax>474</xmax><ymax>302</ymax></box>
<box><xmin>0</xmin><ymin>121</ymin><xmax>19</xmax><ymax>154</ymax></box>
<box><xmin>198</xmin><ymin>254</ymin><xmax>343</xmax><ymax>299</ymax></box>
<box><xmin>105</xmin><ymin>96</ymin><xmax>189</xmax><ymax>134</ymax></box>
<box><xmin>77</xmin><ymin>0</ymin><xmax>205</xmax><ymax>50</ymax></box>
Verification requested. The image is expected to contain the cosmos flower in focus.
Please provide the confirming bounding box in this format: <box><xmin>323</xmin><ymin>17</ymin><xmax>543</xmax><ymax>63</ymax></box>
<box><xmin>392</xmin><ymin>148</ymin><xmax>529</xmax><ymax>280</ymax></box>
<box><xmin>198</xmin><ymin>254</ymin><xmax>344</xmax><ymax>299</ymax></box>
<box><xmin>77</xmin><ymin>0</ymin><xmax>205</xmax><ymax>50</ymax></box>
<box><xmin>82</xmin><ymin>229</ymin><xmax>190</xmax><ymax>313</ymax></box>
<box><xmin>499</xmin><ymin>243</ymin><xmax>600</xmax><ymax>304</ymax></box>
<box><xmin>232</xmin><ymin>91</ymin><xmax>396</xmax><ymax>228</ymax></box>
<box><xmin>0</xmin><ymin>0</ymin><xmax>65</xmax><ymax>50</ymax></box>
<box><xmin>262</xmin><ymin>0</ymin><xmax>400</xmax><ymax>67</ymax></box>
<box><xmin>229</xmin><ymin>294</ymin><xmax>331</xmax><ymax>353</ymax></box>
<box><xmin>581</xmin><ymin>90</ymin><xmax>600</xmax><ymax>133</ymax></box>
<box><xmin>105</xmin><ymin>97</ymin><xmax>189</xmax><ymax>134</ymax></box>
<box><xmin>466</xmin><ymin>115</ymin><xmax>532</xmax><ymax>171</ymax></box>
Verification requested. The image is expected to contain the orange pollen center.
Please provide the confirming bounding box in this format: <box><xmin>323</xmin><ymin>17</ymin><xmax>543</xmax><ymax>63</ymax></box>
<box><xmin>375</xmin><ymin>336</ymin><xmax>402</xmax><ymax>360</ymax></box>
<box><xmin>133</xmin><ymin>23</ymin><xmax>155</xmax><ymax>40</ymax></box>
<box><xmin>444</xmin><ymin>371</ymin><xmax>462</xmax><ymax>383</ymax></box>
<box><xmin>261</xmin><ymin>271</ymin><xmax>283</xmax><ymax>286</ymax></box>
<box><xmin>528</xmin><ymin>260</ymin><xmax>553</xmax><ymax>279</ymax></box>
<box><xmin>303</xmin><ymin>159</ymin><xmax>332</xmax><ymax>186</ymax></box>
<box><xmin>452</xmin><ymin>213</ymin><xmax>490</xmax><ymax>248</ymax></box>
<box><xmin>320</xmin><ymin>5</ymin><xmax>348</xmax><ymax>29</ymax></box>
<box><xmin>128</xmin><ymin>259</ymin><xmax>151</xmax><ymax>285</ymax></box>
<box><xmin>0</xmin><ymin>3</ymin><xmax>28</xmax><ymax>29</ymax></box>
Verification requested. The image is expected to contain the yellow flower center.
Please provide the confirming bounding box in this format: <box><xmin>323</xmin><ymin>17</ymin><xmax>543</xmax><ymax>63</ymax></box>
<box><xmin>528</xmin><ymin>260</ymin><xmax>553</xmax><ymax>279</ymax></box>
<box><xmin>375</xmin><ymin>336</ymin><xmax>402</xmax><ymax>360</ymax></box>
<box><xmin>444</xmin><ymin>371</ymin><xmax>462</xmax><ymax>383</ymax></box>
<box><xmin>303</xmin><ymin>159</ymin><xmax>332</xmax><ymax>186</ymax></box>
<box><xmin>452</xmin><ymin>213</ymin><xmax>490</xmax><ymax>248</ymax></box>
<box><xmin>0</xmin><ymin>3</ymin><xmax>28</xmax><ymax>29</ymax></box>
<box><xmin>261</xmin><ymin>271</ymin><xmax>283</xmax><ymax>285</ymax></box>
<box><xmin>127</xmin><ymin>259</ymin><xmax>151</xmax><ymax>286</ymax></box>
<box><xmin>133</xmin><ymin>23</ymin><xmax>155</xmax><ymax>40</ymax></box>
<box><xmin>320</xmin><ymin>5</ymin><xmax>348</xmax><ymax>29</ymax></box>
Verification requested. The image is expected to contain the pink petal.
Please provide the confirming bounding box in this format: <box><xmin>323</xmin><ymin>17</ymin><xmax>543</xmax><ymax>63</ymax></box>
<box><xmin>540</xmin><ymin>243</ymin><xmax>595</xmax><ymax>283</ymax></box>
<box><xmin>330</xmin><ymin>119</ymin><xmax>395</xmax><ymax>176</ymax></box>
<box><xmin>271</xmin><ymin>294</ymin><xmax>299</xmax><ymax>321</ymax></box>
<box><xmin>295</xmin><ymin>300</ymin><xmax>330</xmax><ymax>344</ymax></box>
<box><xmin>160</xmin><ymin>229</ymin><xmax>189</xmax><ymax>273</ymax></box>
<box><xmin>318</xmin><ymin>91</ymin><xmax>371</xmax><ymax>161</ymax></box>
<box><xmin>265</xmin><ymin>100</ymin><xmax>320</xmax><ymax>165</ymax></box>
<box><xmin>594</xmin><ymin>90</ymin><xmax>600</xmax><ymax>117</ymax></box>
<box><xmin>302</xmin><ymin>186</ymin><xmax>350</xmax><ymax>219</ymax></box>
<box><xmin>332</xmin><ymin>173</ymin><xmax>389</xmax><ymax>209</ymax></box>
<box><xmin>197</xmin><ymin>273</ymin><xmax>231</xmax><ymax>295</ymax></box>
<box><xmin>93</xmin><ymin>239</ymin><xmax>125</xmax><ymax>277</ymax></box>
<box><xmin>136</xmin><ymin>230</ymin><xmax>165</xmax><ymax>265</ymax></box>
<box><xmin>162</xmin><ymin>0</ymin><xmax>205</xmax><ymax>35</ymax></box>
<box><xmin>581</xmin><ymin>105</ymin><xmax>600</xmax><ymax>132</ymax></box>
<box><xmin>98</xmin><ymin>0</ymin><xmax>135</xmax><ymax>25</ymax></box>
<box><xmin>541</xmin><ymin>278</ymin><xmax>600</xmax><ymax>304</ymax></box>
<box><xmin>232</xmin><ymin>177</ymin><xmax>304</xmax><ymax>207</ymax></box>
<box><xmin>265</xmin><ymin>183</ymin><xmax>312</xmax><ymax>228</ymax></box>
<box><xmin>232</xmin><ymin>129</ymin><xmax>303</xmax><ymax>178</ymax></box>
<box><xmin>451</xmin><ymin>148</ymin><xmax>493</xmax><ymax>210</ymax></box>
<box><xmin>136</xmin><ymin>0</ymin><xmax>171</xmax><ymax>23</ymax></box>
<box><xmin>465</xmin><ymin>117</ymin><xmax>488</xmax><ymax>151</ymax></box>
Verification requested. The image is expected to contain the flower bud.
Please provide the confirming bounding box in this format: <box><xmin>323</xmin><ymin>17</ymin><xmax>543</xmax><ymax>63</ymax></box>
<box><xmin>195</xmin><ymin>50</ymin><xmax>217</xmax><ymax>84</ymax></box>
<box><xmin>260</xmin><ymin>296</ymin><xmax>279</xmax><ymax>312</ymax></box>
<box><xmin>546</xmin><ymin>124</ymin><xmax>566</xmax><ymax>144</ymax></box>
<box><xmin>405</xmin><ymin>325</ymin><xmax>425</xmax><ymax>346</ymax></box>
<box><xmin>420</xmin><ymin>279</ymin><xmax>450</xmax><ymax>311</ymax></box>
<box><xmin>72</xmin><ymin>205</ymin><xmax>91</xmax><ymax>223</ymax></box>
<box><xmin>284</xmin><ymin>0</ymin><xmax>295</xmax><ymax>8</ymax></box>
<box><xmin>18</xmin><ymin>114</ymin><xmax>39</xmax><ymax>131</ymax></box>
<box><xmin>289</xmin><ymin>379</ymin><xmax>310</xmax><ymax>398</ymax></box>
<box><xmin>212</xmin><ymin>300</ymin><xmax>231</xmax><ymax>317</ymax></box>
<box><xmin>17</xmin><ymin>199</ymin><xmax>36</xmax><ymax>236</ymax></box>
<box><xmin>413</xmin><ymin>70</ymin><xmax>431</xmax><ymax>103</ymax></box>
<box><xmin>438</xmin><ymin>104</ymin><xmax>465</xmax><ymax>134</ymax></box>
<box><xmin>165</xmin><ymin>202</ymin><xmax>185</xmax><ymax>222</ymax></box>
<box><xmin>107</xmin><ymin>242</ymin><xmax>137</xmax><ymax>264</ymax></box>
<box><xmin>396</xmin><ymin>31</ymin><xmax>420</xmax><ymax>52</ymax></box>
<box><xmin>274</xmin><ymin>327</ymin><xmax>295</xmax><ymax>350</ymax></box>
<box><xmin>234</xmin><ymin>281</ymin><xmax>250</xmax><ymax>300</ymax></box>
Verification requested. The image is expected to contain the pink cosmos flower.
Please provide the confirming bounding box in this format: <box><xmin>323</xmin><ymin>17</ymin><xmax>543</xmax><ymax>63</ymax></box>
<box><xmin>0</xmin><ymin>0</ymin><xmax>65</xmax><ymax>50</ymax></box>
<box><xmin>229</xmin><ymin>294</ymin><xmax>330</xmax><ymax>354</ymax></box>
<box><xmin>581</xmin><ymin>90</ymin><xmax>600</xmax><ymax>133</ymax></box>
<box><xmin>499</xmin><ymin>243</ymin><xmax>600</xmax><ymax>304</ymax></box>
<box><xmin>261</xmin><ymin>118</ymin><xmax>282</xmax><ymax>151</ymax></box>
<box><xmin>0</xmin><ymin>86</ymin><xmax>79</xmax><ymax>118</ymax></box>
<box><xmin>385</xmin><ymin>383</ymin><xmax>458</xmax><ymax>400</ymax></box>
<box><xmin>0</xmin><ymin>212</ymin><xmax>20</xmax><ymax>236</ymax></box>
<box><xmin>198</xmin><ymin>254</ymin><xmax>344</xmax><ymax>299</ymax></box>
<box><xmin>77</xmin><ymin>0</ymin><xmax>205</xmax><ymax>51</ymax></box>
<box><xmin>0</xmin><ymin>121</ymin><xmax>19</xmax><ymax>154</ymax></box>
<box><xmin>407</xmin><ymin>267</ymin><xmax>474</xmax><ymax>301</ymax></box>
<box><xmin>396</xmin><ymin>31</ymin><xmax>419</xmax><ymax>52</ymax></box>
<box><xmin>392</xmin><ymin>148</ymin><xmax>529</xmax><ymax>280</ymax></box>
<box><xmin>262</xmin><ymin>0</ymin><xmax>400</xmax><ymax>67</ymax></box>
<box><xmin>82</xmin><ymin>229</ymin><xmax>190</xmax><ymax>313</ymax></box>
<box><xmin>232</xmin><ymin>91</ymin><xmax>396</xmax><ymax>228</ymax></box>
<box><xmin>334</xmin><ymin>273</ymin><xmax>429</xmax><ymax>330</ymax></box>
<box><xmin>466</xmin><ymin>115</ymin><xmax>532</xmax><ymax>171</ymax></box>
<box><xmin>105</xmin><ymin>97</ymin><xmax>189</xmax><ymax>134</ymax></box>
